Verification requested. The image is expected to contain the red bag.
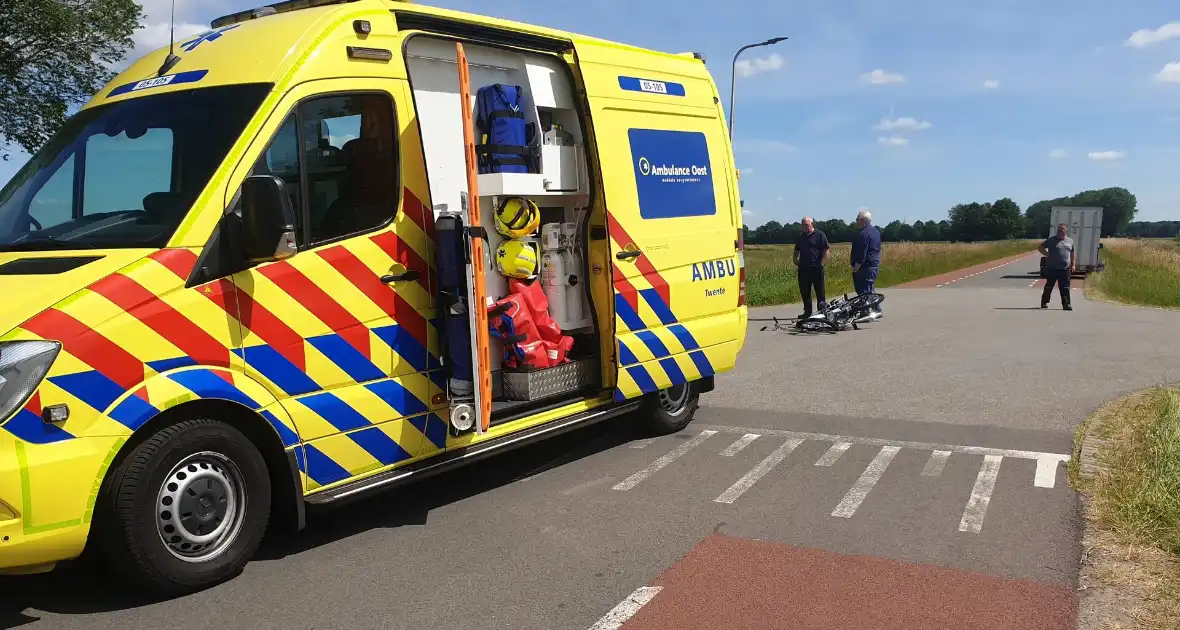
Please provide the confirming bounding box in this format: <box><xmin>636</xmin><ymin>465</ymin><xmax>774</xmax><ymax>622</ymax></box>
<box><xmin>488</xmin><ymin>294</ymin><xmax>550</xmax><ymax>369</ymax></box>
<box><xmin>544</xmin><ymin>336</ymin><xmax>575</xmax><ymax>365</ymax></box>
<box><xmin>507</xmin><ymin>340</ymin><xmax>551</xmax><ymax>370</ymax></box>
<box><xmin>509</xmin><ymin>277</ymin><xmax>563</xmax><ymax>343</ymax></box>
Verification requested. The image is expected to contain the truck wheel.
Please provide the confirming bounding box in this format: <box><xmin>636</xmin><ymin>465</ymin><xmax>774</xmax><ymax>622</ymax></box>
<box><xmin>638</xmin><ymin>382</ymin><xmax>701</xmax><ymax>435</ymax></box>
<box><xmin>98</xmin><ymin>418</ymin><xmax>271</xmax><ymax>596</ymax></box>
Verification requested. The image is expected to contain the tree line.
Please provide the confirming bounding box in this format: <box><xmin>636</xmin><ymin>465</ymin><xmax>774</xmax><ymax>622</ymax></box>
<box><xmin>743</xmin><ymin>187</ymin><xmax>1175</xmax><ymax>245</ymax></box>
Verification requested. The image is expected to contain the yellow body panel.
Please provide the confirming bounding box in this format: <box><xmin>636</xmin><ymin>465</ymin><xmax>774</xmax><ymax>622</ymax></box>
<box><xmin>0</xmin><ymin>0</ymin><xmax>745</xmax><ymax>573</ymax></box>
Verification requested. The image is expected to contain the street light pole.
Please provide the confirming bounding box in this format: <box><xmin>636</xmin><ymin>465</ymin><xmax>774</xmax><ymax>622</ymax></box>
<box><xmin>728</xmin><ymin>37</ymin><xmax>788</xmax><ymax>140</ymax></box>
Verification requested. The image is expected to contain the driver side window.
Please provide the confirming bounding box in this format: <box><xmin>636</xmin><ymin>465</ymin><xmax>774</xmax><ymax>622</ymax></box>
<box><xmin>250</xmin><ymin>92</ymin><xmax>399</xmax><ymax>248</ymax></box>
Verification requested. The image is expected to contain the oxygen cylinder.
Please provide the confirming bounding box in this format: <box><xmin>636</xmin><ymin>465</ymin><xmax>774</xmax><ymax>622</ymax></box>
<box><xmin>540</xmin><ymin>223</ymin><xmax>568</xmax><ymax>328</ymax></box>
<box><xmin>559</xmin><ymin>222</ymin><xmax>585</xmax><ymax>325</ymax></box>
<box><xmin>434</xmin><ymin>213</ymin><xmax>473</xmax><ymax>396</ymax></box>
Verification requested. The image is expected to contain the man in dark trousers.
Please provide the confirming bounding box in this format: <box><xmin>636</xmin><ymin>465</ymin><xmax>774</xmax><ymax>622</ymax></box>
<box><xmin>1038</xmin><ymin>222</ymin><xmax>1076</xmax><ymax>310</ymax></box>
<box><xmin>851</xmin><ymin>210</ymin><xmax>883</xmax><ymax>316</ymax></box>
<box><xmin>793</xmin><ymin>216</ymin><xmax>830</xmax><ymax>318</ymax></box>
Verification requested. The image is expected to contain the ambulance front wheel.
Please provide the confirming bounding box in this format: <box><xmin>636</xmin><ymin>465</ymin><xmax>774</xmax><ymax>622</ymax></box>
<box><xmin>97</xmin><ymin>418</ymin><xmax>271</xmax><ymax>596</ymax></box>
<box><xmin>639</xmin><ymin>382</ymin><xmax>701</xmax><ymax>435</ymax></box>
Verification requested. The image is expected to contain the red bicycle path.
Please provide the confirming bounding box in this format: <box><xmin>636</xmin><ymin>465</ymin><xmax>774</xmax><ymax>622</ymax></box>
<box><xmin>616</xmin><ymin>534</ymin><xmax>1076</xmax><ymax>629</ymax></box>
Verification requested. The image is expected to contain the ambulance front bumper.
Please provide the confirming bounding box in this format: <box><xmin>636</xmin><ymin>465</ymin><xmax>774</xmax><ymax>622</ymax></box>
<box><xmin>0</xmin><ymin>432</ymin><xmax>122</xmax><ymax>573</ymax></box>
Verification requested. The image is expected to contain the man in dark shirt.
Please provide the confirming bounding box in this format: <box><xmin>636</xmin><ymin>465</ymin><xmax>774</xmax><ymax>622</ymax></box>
<box><xmin>1037</xmin><ymin>222</ymin><xmax>1076</xmax><ymax>310</ymax></box>
<box><xmin>793</xmin><ymin>216</ymin><xmax>830</xmax><ymax>318</ymax></box>
<box><xmin>851</xmin><ymin>210</ymin><xmax>883</xmax><ymax>315</ymax></box>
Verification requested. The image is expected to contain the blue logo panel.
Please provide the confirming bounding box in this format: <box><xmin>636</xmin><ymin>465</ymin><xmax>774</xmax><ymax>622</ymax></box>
<box><xmin>618</xmin><ymin>76</ymin><xmax>686</xmax><ymax>97</ymax></box>
<box><xmin>628</xmin><ymin>129</ymin><xmax>717</xmax><ymax>220</ymax></box>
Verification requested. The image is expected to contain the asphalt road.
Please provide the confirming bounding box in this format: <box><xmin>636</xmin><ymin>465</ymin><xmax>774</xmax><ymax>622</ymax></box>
<box><xmin>5</xmin><ymin>262</ymin><xmax>1179</xmax><ymax>630</ymax></box>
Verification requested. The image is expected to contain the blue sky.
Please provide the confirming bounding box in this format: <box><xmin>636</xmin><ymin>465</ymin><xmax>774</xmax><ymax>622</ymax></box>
<box><xmin>3</xmin><ymin>0</ymin><xmax>1178</xmax><ymax>227</ymax></box>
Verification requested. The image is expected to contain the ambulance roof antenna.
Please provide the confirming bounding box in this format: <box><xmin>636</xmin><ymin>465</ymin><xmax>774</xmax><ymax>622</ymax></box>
<box><xmin>157</xmin><ymin>0</ymin><xmax>182</xmax><ymax>77</ymax></box>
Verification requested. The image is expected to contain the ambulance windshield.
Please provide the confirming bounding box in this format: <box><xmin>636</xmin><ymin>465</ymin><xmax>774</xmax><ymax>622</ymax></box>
<box><xmin>0</xmin><ymin>83</ymin><xmax>271</xmax><ymax>252</ymax></box>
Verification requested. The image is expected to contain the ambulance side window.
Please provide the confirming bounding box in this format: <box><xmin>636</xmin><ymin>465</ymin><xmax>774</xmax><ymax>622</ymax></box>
<box><xmin>298</xmin><ymin>94</ymin><xmax>398</xmax><ymax>245</ymax></box>
<box><xmin>249</xmin><ymin>92</ymin><xmax>398</xmax><ymax>249</ymax></box>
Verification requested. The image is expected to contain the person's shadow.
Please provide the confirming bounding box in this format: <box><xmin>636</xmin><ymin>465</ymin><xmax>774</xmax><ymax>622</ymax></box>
<box><xmin>1</xmin><ymin>414</ymin><xmax>642</xmax><ymax>624</ymax></box>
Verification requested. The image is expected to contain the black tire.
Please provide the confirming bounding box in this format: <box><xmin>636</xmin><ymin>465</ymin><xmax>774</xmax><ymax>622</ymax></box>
<box><xmin>638</xmin><ymin>382</ymin><xmax>701</xmax><ymax>435</ymax></box>
<box><xmin>96</xmin><ymin>418</ymin><xmax>271</xmax><ymax>597</ymax></box>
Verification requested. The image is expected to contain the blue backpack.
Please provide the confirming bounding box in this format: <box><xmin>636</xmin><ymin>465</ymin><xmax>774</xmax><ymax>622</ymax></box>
<box><xmin>475</xmin><ymin>84</ymin><xmax>536</xmax><ymax>174</ymax></box>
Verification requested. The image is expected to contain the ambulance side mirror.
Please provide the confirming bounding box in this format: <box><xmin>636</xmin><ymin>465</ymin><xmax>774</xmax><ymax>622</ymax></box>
<box><xmin>240</xmin><ymin>175</ymin><xmax>298</xmax><ymax>264</ymax></box>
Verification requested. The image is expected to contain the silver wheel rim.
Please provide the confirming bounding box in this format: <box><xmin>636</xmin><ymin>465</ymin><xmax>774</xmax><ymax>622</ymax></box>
<box><xmin>156</xmin><ymin>451</ymin><xmax>247</xmax><ymax>564</ymax></box>
<box><xmin>659</xmin><ymin>384</ymin><xmax>691</xmax><ymax>416</ymax></box>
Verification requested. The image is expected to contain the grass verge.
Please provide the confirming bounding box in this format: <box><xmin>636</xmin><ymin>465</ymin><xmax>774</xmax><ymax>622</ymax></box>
<box><xmin>744</xmin><ymin>240</ymin><xmax>1037</xmax><ymax>307</ymax></box>
<box><xmin>1071</xmin><ymin>386</ymin><xmax>1180</xmax><ymax>629</ymax></box>
<box><xmin>1088</xmin><ymin>239</ymin><xmax>1180</xmax><ymax>309</ymax></box>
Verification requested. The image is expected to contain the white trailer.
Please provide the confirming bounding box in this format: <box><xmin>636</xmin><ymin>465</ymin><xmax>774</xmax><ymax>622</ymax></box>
<box><xmin>1040</xmin><ymin>205</ymin><xmax>1104</xmax><ymax>277</ymax></box>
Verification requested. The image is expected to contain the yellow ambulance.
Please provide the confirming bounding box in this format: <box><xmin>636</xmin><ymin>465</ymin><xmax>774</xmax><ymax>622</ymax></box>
<box><xmin>0</xmin><ymin>0</ymin><xmax>746</xmax><ymax>593</ymax></box>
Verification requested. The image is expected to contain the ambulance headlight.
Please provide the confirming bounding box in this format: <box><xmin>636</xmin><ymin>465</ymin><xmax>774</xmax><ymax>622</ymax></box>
<box><xmin>0</xmin><ymin>341</ymin><xmax>61</xmax><ymax>424</ymax></box>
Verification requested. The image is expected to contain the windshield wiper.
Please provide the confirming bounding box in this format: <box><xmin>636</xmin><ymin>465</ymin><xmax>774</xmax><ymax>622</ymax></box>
<box><xmin>0</xmin><ymin>237</ymin><xmax>99</xmax><ymax>252</ymax></box>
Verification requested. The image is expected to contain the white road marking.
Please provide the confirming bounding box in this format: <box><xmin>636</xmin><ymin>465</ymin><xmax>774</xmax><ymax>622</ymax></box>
<box><xmin>630</xmin><ymin>438</ymin><xmax>658</xmax><ymax>449</ymax></box>
<box><xmin>1034</xmin><ymin>454</ymin><xmax>1070</xmax><ymax>488</ymax></box>
<box><xmin>815</xmin><ymin>442</ymin><xmax>852</xmax><ymax>466</ymax></box>
<box><xmin>922</xmin><ymin>450</ymin><xmax>952</xmax><ymax>477</ymax></box>
<box><xmin>936</xmin><ymin>256</ymin><xmax>1030</xmax><ymax>287</ymax></box>
<box><xmin>714</xmin><ymin>439</ymin><xmax>805</xmax><ymax>504</ymax></box>
<box><xmin>696</xmin><ymin>424</ymin><xmax>1068</xmax><ymax>463</ymax></box>
<box><xmin>720</xmin><ymin>433</ymin><xmax>760</xmax><ymax>457</ymax></box>
<box><xmin>832</xmin><ymin>446</ymin><xmax>901</xmax><ymax>518</ymax></box>
<box><xmin>613</xmin><ymin>430</ymin><xmax>717</xmax><ymax>491</ymax></box>
<box><xmin>960</xmin><ymin>455</ymin><xmax>1004</xmax><ymax>534</ymax></box>
<box><xmin>589</xmin><ymin>586</ymin><xmax>662</xmax><ymax>630</ymax></box>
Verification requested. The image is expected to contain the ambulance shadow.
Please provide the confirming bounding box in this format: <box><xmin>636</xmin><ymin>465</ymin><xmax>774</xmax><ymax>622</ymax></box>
<box><xmin>254</xmin><ymin>412</ymin><xmax>642</xmax><ymax>559</ymax></box>
<box><xmin>0</xmin><ymin>416</ymin><xmax>643</xmax><ymax>618</ymax></box>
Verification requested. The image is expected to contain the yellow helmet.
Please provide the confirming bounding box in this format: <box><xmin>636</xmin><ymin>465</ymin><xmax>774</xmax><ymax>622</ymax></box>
<box><xmin>494</xmin><ymin>197</ymin><xmax>540</xmax><ymax>238</ymax></box>
<box><xmin>495</xmin><ymin>239</ymin><xmax>538</xmax><ymax>279</ymax></box>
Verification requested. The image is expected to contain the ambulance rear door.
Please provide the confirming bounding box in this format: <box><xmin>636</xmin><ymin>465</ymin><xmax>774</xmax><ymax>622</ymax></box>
<box><xmin>573</xmin><ymin>43</ymin><xmax>742</xmax><ymax>402</ymax></box>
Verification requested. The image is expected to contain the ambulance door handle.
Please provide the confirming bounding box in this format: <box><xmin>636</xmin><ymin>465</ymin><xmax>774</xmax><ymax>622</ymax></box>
<box><xmin>381</xmin><ymin>269</ymin><xmax>421</xmax><ymax>284</ymax></box>
<box><xmin>616</xmin><ymin>250</ymin><xmax>642</xmax><ymax>261</ymax></box>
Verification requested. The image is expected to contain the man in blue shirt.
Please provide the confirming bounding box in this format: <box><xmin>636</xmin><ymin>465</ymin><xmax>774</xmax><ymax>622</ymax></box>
<box><xmin>850</xmin><ymin>210</ymin><xmax>883</xmax><ymax>315</ymax></box>
<box><xmin>793</xmin><ymin>216</ymin><xmax>830</xmax><ymax>318</ymax></box>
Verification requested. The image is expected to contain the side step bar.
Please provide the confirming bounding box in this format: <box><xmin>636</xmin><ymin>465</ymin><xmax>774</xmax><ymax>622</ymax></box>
<box><xmin>306</xmin><ymin>400</ymin><xmax>643</xmax><ymax>505</ymax></box>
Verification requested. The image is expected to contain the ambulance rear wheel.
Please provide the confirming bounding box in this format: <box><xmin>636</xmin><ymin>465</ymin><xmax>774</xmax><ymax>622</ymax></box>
<box><xmin>639</xmin><ymin>382</ymin><xmax>700</xmax><ymax>435</ymax></box>
<box><xmin>98</xmin><ymin>418</ymin><xmax>271</xmax><ymax>596</ymax></box>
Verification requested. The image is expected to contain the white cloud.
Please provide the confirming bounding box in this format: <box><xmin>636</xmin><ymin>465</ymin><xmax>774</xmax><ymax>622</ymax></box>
<box><xmin>872</xmin><ymin>116</ymin><xmax>931</xmax><ymax>132</ymax></box>
<box><xmin>739</xmin><ymin>167</ymin><xmax>754</xmax><ymax>176</ymax></box>
<box><xmin>1048</xmin><ymin>149</ymin><xmax>1069</xmax><ymax>159</ymax></box>
<box><xmin>1088</xmin><ymin>151</ymin><xmax>1126</xmax><ymax>162</ymax></box>
<box><xmin>982</xmin><ymin>79</ymin><xmax>1000</xmax><ymax>90</ymax></box>
<box><xmin>735</xmin><ymin>53</ymin><xmax>786</xmax><ymax>78</ymax></box>
<box><xmin>878</xmin><ymin>136</ymin><xmax>909</xmax><ymax>147</ymax></box>
<box><xmin>1126</xmin><ymin>22</ymin><xmax>1180</xmax><ymax>48</ymax></box>
<box><xmin>775</xmin><ymin>196</ymin><xmax>785</xmax><ymax>203</ymax></box>
<box><xmin>862</xmin><ymin>69</ymin><xmax>905</xmax><ymax>85</ymax></box>
<box><xmin>1155</xmin><ymin>62</ymin><xmax>1180</xmax><ymax>83</ymax></box>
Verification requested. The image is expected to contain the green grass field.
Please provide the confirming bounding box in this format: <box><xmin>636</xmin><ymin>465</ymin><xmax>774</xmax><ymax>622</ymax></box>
<box><xmin>744</xmin><ymin>240</ymin><xmax>1038</xmax><ymax>307</ymax></box>
<box><xmin>1088</xmin><ymin>239</ymin><xmax>1180</xmax><ymax>309</ymax></box>
<box><xmin>1070</xmin><ymin>386</ymin><xmax>1180</xmax><ymax>627</ymax></box>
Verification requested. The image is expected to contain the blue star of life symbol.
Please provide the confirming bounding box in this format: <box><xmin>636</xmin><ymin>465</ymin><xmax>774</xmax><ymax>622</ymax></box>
<box><xmin>180</xmin><ymin>25</ymin><xmax>240</xmax><ymax>52</ymax></box>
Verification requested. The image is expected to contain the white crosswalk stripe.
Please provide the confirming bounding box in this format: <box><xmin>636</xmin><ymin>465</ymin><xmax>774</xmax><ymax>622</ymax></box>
<box><xmin>613</xmin><ymin>424</ymin><xmax>1071</xmax><ymax>534</ymax></box>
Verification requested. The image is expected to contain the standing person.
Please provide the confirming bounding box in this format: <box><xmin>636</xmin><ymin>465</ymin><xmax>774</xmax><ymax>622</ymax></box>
<box><xmin>851</xmin><ymin>210</ymin><xmax>883</xmax><ymax>316</ymax></box>
<box><xmin>1038</xmin><ymin>223</ymin><xmax>1075</xmax><ymax>311</ymax></box>
<box><xmin>793</xmin><ymin>216</ymin><xmax>830</xmax><ymax>318</ymax></box>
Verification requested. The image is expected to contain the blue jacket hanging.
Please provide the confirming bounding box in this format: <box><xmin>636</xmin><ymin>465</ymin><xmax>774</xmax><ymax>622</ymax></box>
<box><xmin>475</xmin><ymin>84</ymin><xmax>536</xmax><ymax>174</ymax></box>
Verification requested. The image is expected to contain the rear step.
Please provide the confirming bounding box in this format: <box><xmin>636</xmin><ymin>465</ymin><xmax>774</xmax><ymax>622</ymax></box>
<box><xmin>306</xmin><ymin>399</ymin><xmax>642</xmax><ymax>505</ymax></box>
